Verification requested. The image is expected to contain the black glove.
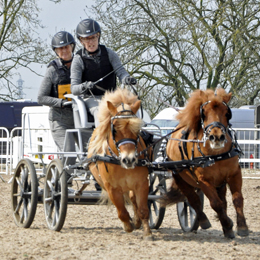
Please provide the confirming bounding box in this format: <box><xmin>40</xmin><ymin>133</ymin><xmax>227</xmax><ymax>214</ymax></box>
<box><xmin>81</xmin><ymin>81</ymin><xmax>95</xmax><ymax>94</ymax></box>
<box><xmin>124</xmin><ymin>76</ymin><xmax>137</xmax><ymax>85</ymax></box>
<box><xmin>61</xmin><ymin>99</ymin><xmax>71</xmax><ymax>108</ymax></box>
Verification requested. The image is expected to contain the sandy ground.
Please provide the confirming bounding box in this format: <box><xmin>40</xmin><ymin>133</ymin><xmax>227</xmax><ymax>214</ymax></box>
<box><xmin>1</xmin><ymin>170</ymin><xmax>260</xmax><ymax>260</ymax></box>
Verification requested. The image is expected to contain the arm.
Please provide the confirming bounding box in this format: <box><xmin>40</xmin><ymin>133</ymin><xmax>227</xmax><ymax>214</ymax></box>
<box><xmin>106</xmin><ymin>47</ymin><xmax>130</xmax><ymax>83</ymax></box>
<box><xmin>70</xmin><ymin>54</ymin><xmax>85</xmax><ymax>95</ymax></box>
<box><xmin>37</xmin><ymin>66</ymin><xmax>63</xmax><ymax>107</ymax></box>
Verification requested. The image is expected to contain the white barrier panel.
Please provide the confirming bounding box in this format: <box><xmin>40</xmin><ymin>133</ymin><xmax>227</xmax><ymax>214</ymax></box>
<box><xmin>0</xmin><ymin>127</ymin><xmax>9</xmax><ymax>175</ymax></box>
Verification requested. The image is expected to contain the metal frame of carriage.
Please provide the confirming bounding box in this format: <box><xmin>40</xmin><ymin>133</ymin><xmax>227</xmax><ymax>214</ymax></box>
<box><xmin>11</xmin><ymin>93</ymin><xmax>214</xmax><ymax>233</ymax></box>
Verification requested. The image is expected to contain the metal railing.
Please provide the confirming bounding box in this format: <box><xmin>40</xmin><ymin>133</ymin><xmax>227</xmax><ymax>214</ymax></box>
<box><xmin>0</xmin><ymin>127</ymin><xmax>9</xmax><ymax>175</ymax></box>
<box><xmin>1</xmin><ymin>126</ymin><xmax>260</xmax><ymax>176</ymax></box>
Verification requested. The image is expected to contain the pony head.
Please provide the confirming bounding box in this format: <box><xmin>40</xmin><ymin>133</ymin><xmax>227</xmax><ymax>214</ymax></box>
<box><xmin>176</xmin><ymin>88</ymin><xmax>232</xmax><ymax>149</ymax></box>
<box><xmin>88</xmin><ymin>88</ymin><xmax>144</xmax><ymax>169</ymax></box>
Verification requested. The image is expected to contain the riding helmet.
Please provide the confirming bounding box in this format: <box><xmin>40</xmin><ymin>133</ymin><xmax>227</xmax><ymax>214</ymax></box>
<box><xmin>51</xmin><ymin>31</ymin><xmax>76</xmax><ymax>52</ymax></box>
<box><xmin>76</xmin><ymin>19</ymin><xmax>101</xmax><ymax>39</ymax></box>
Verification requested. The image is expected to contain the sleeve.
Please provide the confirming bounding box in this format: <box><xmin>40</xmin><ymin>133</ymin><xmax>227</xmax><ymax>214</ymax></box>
<box><xmin>106</xmin><ymin>47</ymin><xmax>130</xmax><ymax>83</ymax></box>
<box><xmin>70</xmin><ymin>54</ymin><xmax>85</xmax><ymax>95</ymax></box>
<box><xmin>37</xmin><ymin>66</ymin><xmax>63</xmax><ymax>107</ymax></box>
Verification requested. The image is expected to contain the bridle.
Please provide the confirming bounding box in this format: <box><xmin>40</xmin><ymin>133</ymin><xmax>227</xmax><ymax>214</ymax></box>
<box><xmin>200</xmin><ymin>101</ymin><xmax>232</xmax><ymax>146</ymax></box>
<box><xmin>109</xmin><ymin>106</ymin><xmax>140</xmax><ymax>159</ymax></box>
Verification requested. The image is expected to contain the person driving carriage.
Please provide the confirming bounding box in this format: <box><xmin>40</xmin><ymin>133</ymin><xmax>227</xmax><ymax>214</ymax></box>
<box><xmin>37</xmin><ymin>31</ymin><xmax>98</xmax><ymax>189</ymax></box>
<box><xmin>70</xmin><ymin>18</ymin><xmax>137</xmax><ymax>127</ymax></box>
<box><xmin>37</xmin><ymin>31</ymin><xmax>75</xmax><ymax>155</ymax></box>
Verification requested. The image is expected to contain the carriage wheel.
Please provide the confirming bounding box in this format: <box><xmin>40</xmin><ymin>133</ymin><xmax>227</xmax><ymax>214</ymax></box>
<box><xmin>11</xmin><ymin>159</ymin><xmax>38</xmax><ymax>228</ymax></box>
<box><xmin>176</xmin><ymin>189</ymin><xmax>204</xmax><ymax>232</ymax></box>
<box><xmin>43</xmin><ymin>159</ymin><xmax>68</xmax><ymax>231</ymax></box>
<box><xmin>148</xmin><ymin>172</ymin><xmax>166</xmax><ymax>229</ymax></box>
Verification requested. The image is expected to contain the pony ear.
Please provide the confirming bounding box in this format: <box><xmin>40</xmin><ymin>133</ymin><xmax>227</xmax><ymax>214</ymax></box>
<box><xmin>223</xmin><ymin>92</ymin><xmax>232</xmax><ymax>104</ymax></box>
<box><xmin>131</xmin><ymin>100</ymin><xmax>141</xmax><ymax>114</ymax></box>
<box><xmin>107</xmin><ymin>101</ymin><xmax>118</xmax><ymax>116</ymax></box>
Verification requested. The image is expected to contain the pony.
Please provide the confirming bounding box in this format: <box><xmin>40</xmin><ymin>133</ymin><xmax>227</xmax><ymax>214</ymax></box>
<box><xmin>165</xmin><ymin>88</ymin><xmax>249</xmax><ymax>238</ymax></box>
<box><xmin>87</xmin><ymin>88</ymin><xmax>153</xmax><ymax>241</ymax></box>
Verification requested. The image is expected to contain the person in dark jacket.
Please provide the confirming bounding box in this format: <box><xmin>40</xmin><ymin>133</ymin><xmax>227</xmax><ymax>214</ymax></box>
<box><xmin>37</xmin><ymin>31</ymin><xmax>76</xmax><ymax>162</ymax></box>
<box><xmin>70</xmin><ymin>19</ymin><xmax>137</xmax><ymax>127</ymax></box>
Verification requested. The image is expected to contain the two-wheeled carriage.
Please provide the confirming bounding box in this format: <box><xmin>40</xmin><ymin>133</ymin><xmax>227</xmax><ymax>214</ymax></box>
<box><xmin>10</xmin><ymin>91</ymin><xmax>206</xmax><ymax>235</ymax></box>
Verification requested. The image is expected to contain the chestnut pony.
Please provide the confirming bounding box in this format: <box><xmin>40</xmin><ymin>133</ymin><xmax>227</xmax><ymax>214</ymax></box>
<box><xmin>165</xmin><ymin>88</ymin><xmax>248</xmax><ymax>238</ymax></box>
<box><xmin>87</xmin><ymin>88</ymin><xmax>153</xmax><ymax>240</ymax></box>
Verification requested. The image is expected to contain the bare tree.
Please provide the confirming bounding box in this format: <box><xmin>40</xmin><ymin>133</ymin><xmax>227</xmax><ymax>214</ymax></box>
<box><xmin>0</xmin><ymin>0</ymin><xmax>52</xmax><ymax>101</ymax></box>
<box><xmin>87</xmin><ymin>0</ymin><xmax>260</xmax><ymax>115</ymax></box>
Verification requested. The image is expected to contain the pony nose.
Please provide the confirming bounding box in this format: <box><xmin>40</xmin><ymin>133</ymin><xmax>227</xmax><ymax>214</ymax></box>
<box><xmin>209</xmin><ymin>134</ymin><xmax>226</xmax><ymax>142</ymax></box>
<box><xmin>121</xmin><ymin>156</ymin><xmax>137</xmax><ymax>169</ymax></box>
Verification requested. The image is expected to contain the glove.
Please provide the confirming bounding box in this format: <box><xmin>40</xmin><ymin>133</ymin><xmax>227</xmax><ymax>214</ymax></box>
<box><xmin>61</xmin><ymin>99</ymin><xmax>71</xmax><ymax>108</ymax></box>
<box><xmin>81</xmin><ymin>81</ymin><xmax>95</xmax><ymax>94</ymax></box>
<box><xmin>124</xmin><ymin>76</ymin><xmax>137</xmax><ymax>85</ymax></box>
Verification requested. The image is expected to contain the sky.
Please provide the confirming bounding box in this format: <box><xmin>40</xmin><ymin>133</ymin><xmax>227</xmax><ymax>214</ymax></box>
<box><xmin>16</xmin><ymin>0</ymin><xmax>95</xmax><ymax>101</ymax></box>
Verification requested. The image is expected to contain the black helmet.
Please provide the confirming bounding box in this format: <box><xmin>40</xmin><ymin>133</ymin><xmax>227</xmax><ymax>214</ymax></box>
<box><xmin>76</xmin><ymin>19</ymin><xmax>101</xmax><ymax>39</ymax></box>
<box><xmin>51</xmin><ymin>31</ymin><xmax>76</xmax><ymax>52</ymax></box>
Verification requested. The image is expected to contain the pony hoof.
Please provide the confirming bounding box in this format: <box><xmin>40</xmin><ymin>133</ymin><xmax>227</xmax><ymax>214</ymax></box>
<box><xmin>237</xmin><ymin>228</ymin><xmax>249</xmax><ymax>237</ymax></box>
<box><xmin>144</xmin><ymin>235</ymin><xmax>154</xmax><ymax>241</ymax></box>
<box><xmin>224</xmin><ymin>230</ymin><xmax>235</xmax><ymax>239</ymax></box>
<box><xmin>123</xmin><ymin>222</ymin><xmax>135</xmax><ymax>233</ymax></box>
<box><xmin>200</xmin><ymin>219</ymin><xmax>212</xmax><ymax>230</ymax></box>
<box><xmin>133</xmin><ymin>218</ymin><xmax>142</xmax><ymax>230</ymax></box>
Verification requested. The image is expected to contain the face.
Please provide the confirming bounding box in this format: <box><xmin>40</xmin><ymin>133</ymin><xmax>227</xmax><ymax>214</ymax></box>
<box><xmin>80</xmin><ymin>33</ymin><xmax>99</xmax><ymax>53</ymax></box>
<box><xmin>55</xmin><ymin>45</ymin><xmax>73</xmax><ymax>61</ymax></box>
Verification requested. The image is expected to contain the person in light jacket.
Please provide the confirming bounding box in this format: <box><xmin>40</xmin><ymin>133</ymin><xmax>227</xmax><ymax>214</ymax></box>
<box><xmin>70</xmin><ymin>18</ymin><xmax>137</xmax><ymax>127</ymax></box>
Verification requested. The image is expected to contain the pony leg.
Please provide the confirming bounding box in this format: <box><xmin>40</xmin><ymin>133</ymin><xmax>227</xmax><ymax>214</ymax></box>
<box><xmin>216</xmin><ymin>184</ymin><xmax>227</xmax><ymax>215</ymax></box>
<box><xmin>173</xmin><ymin>175</ymin><xmax>211</xmax><ymax>229</ymax></box>
<box><xmin>134</xmin><ymin>184</ymin><xmax>153</xmax><ymax>241</ymax></box>
<box><xmin>129</xmin><ymin>191</ymin><xmax>142</xmax><ymax>229</ymax></box>
<box><xmin>107</xmin><ymin>186</ymin><xmax>134</xmax><ymax>233</ymax></box>
<box><xmin>199</xmin><ymin>182</ymin><xmax>235</xmax><ymax>238</ymax></box>
<box><xmin>228</xmin><ymin>172</ymin><xmax>249</xmax><ymax>237</ymax></box>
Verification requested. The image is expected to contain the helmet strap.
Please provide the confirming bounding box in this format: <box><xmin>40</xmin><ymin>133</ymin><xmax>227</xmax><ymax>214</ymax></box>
<box><xmin>59</xmin><ymin>55</ymin><xmax>73</xmax><ymax>64</ymax></box>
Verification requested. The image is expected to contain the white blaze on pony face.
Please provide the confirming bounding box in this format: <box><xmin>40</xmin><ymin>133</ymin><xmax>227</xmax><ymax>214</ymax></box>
<box><xmin>208</xmin><ymin>128</ymin><xmax>226</xmax><ymax>149</ymax></box>
<box><xmin>203</xmin><ymin>103</ymin><xmax>229</xmax><ymax>150</ymax></box>
<box><xmin>107</xmin><ymin>100</ymin><xmax>142</xmax><ymax>169</ymax></box>
<box><xmin>120</xmin><ymin>148</ymin><xmax>138</xmax><ymax>169</ymax></box>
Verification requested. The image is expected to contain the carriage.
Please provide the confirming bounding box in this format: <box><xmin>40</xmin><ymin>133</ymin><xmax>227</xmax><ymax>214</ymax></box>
<box><xmin>11</xmin><ymin>87</ymin><xmax>248</xmax><ymax>240</ymax></box>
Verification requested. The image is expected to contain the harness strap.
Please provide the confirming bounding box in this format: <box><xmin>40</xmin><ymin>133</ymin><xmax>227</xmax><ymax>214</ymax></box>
<box><xmin>116</xmin><ymin>138</ymin><xmax>137</xmax><ymax>147</ymax></box>
<box><xmin>89</xmin><ymin>154</ymin><xmax>148</xmax><ymax>167</ymax></box>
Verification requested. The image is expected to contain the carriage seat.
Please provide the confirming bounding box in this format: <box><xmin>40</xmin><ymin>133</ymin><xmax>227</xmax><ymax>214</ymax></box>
<box><xmin>64</xmin><ymin>94</ymin><xmax>95</xmax><ymax>129</ymax></box>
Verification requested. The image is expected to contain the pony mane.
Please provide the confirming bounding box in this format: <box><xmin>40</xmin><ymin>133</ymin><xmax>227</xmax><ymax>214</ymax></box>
<box><xmin>88</xmin><ymin>88</ymin><xmax>142</xmax><ymax>155</ymax></box>
<box><xmin>176</xmin><ymin>88</ymin><xmax>232</xmax><ymax>134</ymax></box>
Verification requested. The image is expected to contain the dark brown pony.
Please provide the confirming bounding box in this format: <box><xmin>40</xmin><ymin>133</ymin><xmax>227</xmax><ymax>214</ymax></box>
<box><xmin>87</xmin><ymin>88</ymin><xmax>153</xmax><ymax>240</ymax></box>
<box><xmin>165</xmin><ymin>88</ymin><xmax>248</xmax><ymax>238</ymax></box>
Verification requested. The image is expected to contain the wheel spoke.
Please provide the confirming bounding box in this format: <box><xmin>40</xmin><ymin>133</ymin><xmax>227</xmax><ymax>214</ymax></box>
<box><xmin>23</xmin><ymin>199</ymin><xmax>28</xmax><ymax>221</ymax></box>
<box><xmin>47</xmin><ymin>201</ymin><xmax>54</xmax><ymax>220</ymax></box>
<box><xmin>53</xmin><ymin>200</ymin><xmax>59</xmax><ymax>227</ymax></box>
<box><xmin>14</xmin><ymin>197</ymin><xmax>23</xmax><ymax>214</ymax></box>
<box><xmin>149</xmin><ymin>209</ymin><xmax>154</xmax><ymax>226</ymax></box>
<box><xmin>151</xmin><ymin>200</ymin><xmax>159</xmax><ymax>215</ymax></box>
<box><xmin>16</xmin><ymin>177</ymin><xmax>24</xmax><ymax>192</ymax></box>
<box><xmin>47</xmin><ymin>179</ymin><xmax>54</xmax><ymax>191</ymax></box>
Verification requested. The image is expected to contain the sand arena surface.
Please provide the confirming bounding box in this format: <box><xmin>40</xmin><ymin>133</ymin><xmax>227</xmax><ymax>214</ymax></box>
<box><xmin>1</xmin><ymin>171</ymin><xmax>260</xmax><ymax>260</ymax></box>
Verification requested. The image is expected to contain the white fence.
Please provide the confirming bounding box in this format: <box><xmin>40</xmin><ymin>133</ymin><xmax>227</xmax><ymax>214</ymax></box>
<box><xmin>0</xmin><ymin>126</ymin><xmax>260</xmax><ymax>176</ymax></box>
<box><xmin>0</xmin><ymin>126</ymin><xmax>57</xmax><ymax>176</ymax></box>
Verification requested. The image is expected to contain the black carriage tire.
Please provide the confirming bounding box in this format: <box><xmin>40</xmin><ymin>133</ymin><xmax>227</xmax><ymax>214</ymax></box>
<box><xmin>11</xmin><ymin>158</ymin><xmax>38</xmax><ymax>228</ymax></box>
<box><xmin>43</xmin><ymin>159</ymin><xmax>68</xmax><ymax>231</ymax></box>
<box><xmin>148</xmin><ymin>172</ymin><xmax>166</xmax><ymax>229</ymax></box>
<box><xmin>148</xmin><ymin>139</ymin><xmax>167</xmax><ymax>229</ymax></box>
<box><xmin>176</xmin><ymin>189</ymin><xmax>204</xmax><ymax>232</ymax></box>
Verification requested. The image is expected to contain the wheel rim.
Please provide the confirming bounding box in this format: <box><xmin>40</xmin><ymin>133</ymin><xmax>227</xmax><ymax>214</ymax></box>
<box><xmin>177</xmin><ymin>201</ymin><xmax>197</xmax><ymax>231</ymax></box>
<box><xmin>44</xmin><ymin>159</ymin><xmax>67</xmax><ymax>231</ymax></box>
<box><xmin>45</xmin><ymin>165</ymin><xmax>62</xmax><ymax>227</ymax></box>
<box><xmin>11</xmin><ymin>159</ymin><xmax>37</xmax><ymax>228</ymax></box>
<box><xmin>148</xmin><ymin>173</ymin><xmax>166</xmax><ymax>229</ymax></box>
